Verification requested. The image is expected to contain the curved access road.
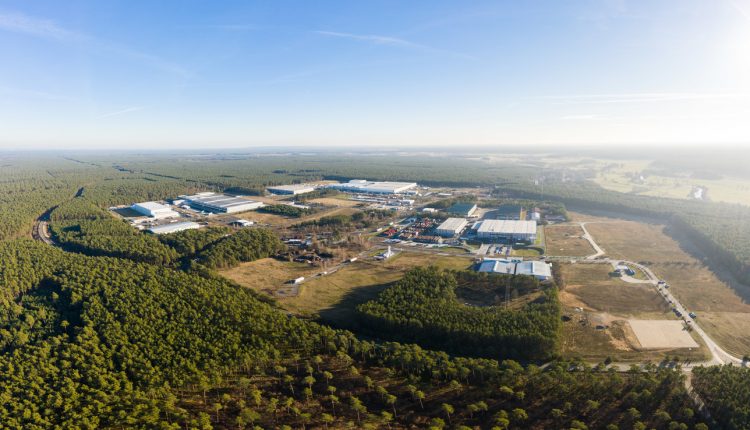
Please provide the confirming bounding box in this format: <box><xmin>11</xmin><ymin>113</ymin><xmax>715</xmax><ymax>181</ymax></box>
<box><xmin>575</xmin><ymin>222</ymin><xmax>743</xmax><ymax>367</ymax></box>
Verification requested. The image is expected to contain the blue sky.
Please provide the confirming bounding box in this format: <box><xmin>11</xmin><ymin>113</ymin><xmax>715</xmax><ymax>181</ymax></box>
<box><xmin>1</xmin><ymin>0</ymin><xmax>749</xmax><ymax>149</ymax></box>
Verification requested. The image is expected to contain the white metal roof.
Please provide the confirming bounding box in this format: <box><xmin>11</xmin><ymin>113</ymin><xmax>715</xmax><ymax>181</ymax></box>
<box><xmin>327</xmin><ymin>180</ymin><xmax>417</xmax><ymax>193</ymax></box>
<box><xmin>476</xmin><ymin>219</ymin><xmax>537</xmax><ymax>235</ymax></box>
<box><xmin>148</xmin><ymin>222</ymin><xmax>201</xmax><ymax>234</ymax></box>
<box><xmin>515</xmin><ymin>261</ymin><xmax>552</xmax><ymax>278</ymax></box>
<box><xmin>132</xmin><ymin>201</ymin><xmax>171</xmax><ymax>211</ymax></box>
<box><xmin>267</xmin><ymin>184</ymin><xmax>317</xmax><ymax>192</ymax></box>
<box><xmin>477</xmin><ymin>260</ymin><xmax>516</xmax><ymax>274</ymax></box>
<box><xmin>436</xmin><ymin>217</ymin><xmax>468</xmax><ymax>232</ymax></box>
<box><xmin>181</xmin><ymin>193</ymin><xmax>261</xmax><ymax>209</ymax></box>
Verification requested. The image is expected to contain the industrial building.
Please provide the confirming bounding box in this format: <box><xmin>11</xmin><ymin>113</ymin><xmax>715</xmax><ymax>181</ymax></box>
<box><xmin>477</xmin><ymin>258</ymin><xmax>520</xmax><ymax>275</ymax></box>
<box><xmin>147</xmin><ymin>221</ymin><xmax>201</xmax><ymax>235</ymax></box>
<box><xmin>435</xmin><ymin>218</ymin><xmax>469</xmax><ymax>237</ymax></box>
<box><xmin>477</xmin><ymin>258</ymin><xmax>552</xmax><ymax>281</ymax></box>
<box><xmin>495</xmin><ymin>204</ymin><xmax>523</xmax><ymax>220</ymax></box>
<box><xmin>514</xmin><ymin>261</ymin><xmax>553</xmax><ymax>280</ymax></box>
<box><xmin>267</xmin><ymin>183</ymin><xmax>317</xmax><ymax>195</ymax></box>
<box><xmin>180</xmin><ymin>192</ymin><xmax>265</xmax><ymax>214</ymax></box>
<box><xmin>326</xmin><ymin>179</ymin><xmax>418</xmax><ymax>194</ymax></box>
<box><xmin>474</xmin><ymin>220</ymin><xmax>537</xmax><ymax>242</ymax></box>
<box><xmin>229</xmin><ymin>219</ymin><xmax>254</xmax><ymax>227</ymax></box>
<box><xmin>447</xmin><ymin>203</ymin><xmax>478</xmax><ymax>217</ymax></box>
<box><xmin>131</xmin><ymin>202</ymin><xmax>179</xmax><ymax>219</ymax></box>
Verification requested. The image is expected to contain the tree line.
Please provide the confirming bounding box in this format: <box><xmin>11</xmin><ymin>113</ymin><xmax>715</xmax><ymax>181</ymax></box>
<box><xmin>693</xmin><ymin>365</ymin><xmax>750</xmax><ymax>430</ymax></box>
<box><xmin>357</xmin><ymin>267</ymin><xmax>562</xmax><ymax>362</ymax></box>
<box><xmin>0</xmin><ymin>239</ymin><xmax>707</xmax><ymax>429</ymax></box>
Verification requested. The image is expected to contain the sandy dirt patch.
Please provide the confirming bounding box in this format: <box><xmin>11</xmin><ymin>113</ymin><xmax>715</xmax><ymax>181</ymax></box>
<box><xmin>628</xmin><ymin>320</ymin><xmax>698</xmax><ymax>349</ymax></box>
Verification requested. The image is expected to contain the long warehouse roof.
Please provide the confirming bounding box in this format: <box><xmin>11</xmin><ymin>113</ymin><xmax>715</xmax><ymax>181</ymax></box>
<box><xmin>327</xmin><ymin>180</ymin><xmax>417</xmax><ymax>193</ymax></box>
<box><xmin>476</xmin><ymin>219</ymin><xmax>537</xmax><ymax>234</ymax></box>
<box><xmin>267</xmin><ymin>184</ymin><xmax>317</xmax><ymax>191</ymax></box>
<box><xmin>436</xmin><ymin>217</ymin><xmax>468</xmax><ymax>231</ymax></box>
<box><xmin>132</xmin><ymin>201</ymin><xmax>172</xmax><ymax>211</ymax></box>
<box><xmin>148</xmin><ymin>222</ymin><xmax>201</xmax><ymax>234</ymax></box>
<box><xmin>181</xmin><ymin>193</ymin><xmax>258</xmax><ymax>209</ymax></box>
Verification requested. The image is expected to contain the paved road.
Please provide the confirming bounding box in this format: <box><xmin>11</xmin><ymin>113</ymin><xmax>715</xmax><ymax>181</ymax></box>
<box><xmin>574</xmin><ymin>222</ymin><xmax>743</xmax><ymax>367</ymax></box>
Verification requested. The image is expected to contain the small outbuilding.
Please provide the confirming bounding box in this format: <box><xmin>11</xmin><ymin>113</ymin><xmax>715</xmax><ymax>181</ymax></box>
<box><xmin>229</xmin><ymin>219</ymin><xmax>254</xmax><ymax>227</ymax></box>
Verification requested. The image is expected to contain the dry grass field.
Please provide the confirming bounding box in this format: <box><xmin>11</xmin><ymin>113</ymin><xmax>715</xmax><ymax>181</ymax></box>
<box><xmin>560</xmin><ymin>263</ymin><xmax>668</xmax><ymax>316</ymax></box>
<box><xmin>560</xmin><ymin>314</ymin><xmax>708</xmax><ymax>362</ymax></box>
<box><xmin>222</xmin><ymin>251</ymin><xmax>475</xmax><ymax>325</ymax></box>
<box><xmin>583</xmin><ymin>217</ymin><xmax>750</xmax><ymax>356</ymax></box>
<box><xmin>545</xmin><ymin>224</ymin><xmax>595</xmax><ymax>257</ymax></box>
<box><xmin>219</xmin><ymin>258</ymin><xmax>320</xmax><ymax>295</ymax></box>
<box><xmin>695</xmin><ymin>312</ymin><xmax>750</xmax><ymax>358</ymax></box>
<box><xmin>307</xmin><ymin>197</ymin><xmax>363</xmax><ymax>208</ymax></box>
<box><xmin>558</xmin><ymin>262</ymin><xmax>709</xmax><ymax>361</ymax></box>
<box><xmin>283</xmin><ymin>261</ymin><xmax>400</xmax><ymax>321</ymax></box>
<box><xmin>585</xmin><ymin>221</ymin><xmax>679</xmax><ymax>263</ymax></box>
<box><xmin>213</xmin><ymin>206</ymin><xmax>360</xmax><ymax>228</ymax></box>
<box><xmin>284</xmin><ymin>251</ymin><xmax>474</xmax><ymax>322</ymax></box>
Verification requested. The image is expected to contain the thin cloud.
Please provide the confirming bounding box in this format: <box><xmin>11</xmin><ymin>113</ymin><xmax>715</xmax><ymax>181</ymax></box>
<box><xmin>97</xmin><ymin>106</ymin><xmax>145</xmax><ymax>119</ymax></box>
<box><xmin>315</xmin><ymin>30</ymin><xmax>423</xmax><ymax>49</ymax></box>
<box><xmin>314</xmin><ymin>30</ymin><xmax>475</xmax><ymax>60</ymax></box>
<box><xmin>180</xmin><ymin>24</ymin><xmax>263</xmax><ymax>31</ymax></box>
<box><xmin>0</xmin><ymin>10</ymin><xmax>189</xmax><ymax>77</ymax></box>
<box><xmin>0</xmin><ymin>11</ymin><xmax>82</xmax><ymax>41</ymax></box>
<box><xmin>539</xmin><ymin>92</ymin><xmax>749</xmax><ymax>104</ymax></box>
<box><xmin>0</xmin><ymin>86</ymin><xmax>78</xmax><ymax>102</ymax></box>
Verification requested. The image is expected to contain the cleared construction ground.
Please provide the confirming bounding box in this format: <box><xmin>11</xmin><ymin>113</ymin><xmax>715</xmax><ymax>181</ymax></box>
<box><xmin>629</xmin><ymin>320</ymin><xmax>699</xmax><ymax>349</ymax></box>
<box><xmin>582</xmin><ymin>217</ymin><xmax>750</xmax><ymax>357</ymax></box>
<box><xmin>544</xmin><ymin>224</ymin><xmax>595</xmax><ymax>257</ymax></box>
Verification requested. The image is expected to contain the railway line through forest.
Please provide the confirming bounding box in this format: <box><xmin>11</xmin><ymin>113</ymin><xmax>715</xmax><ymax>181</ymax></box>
<box><xmin>31</xmin><ymin>187</ymin><xmax>85</xmax><ymax>248</ymax></box>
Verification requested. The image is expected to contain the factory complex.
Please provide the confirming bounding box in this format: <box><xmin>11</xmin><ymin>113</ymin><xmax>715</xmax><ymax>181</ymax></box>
<box><xmin>474</xmin><ymin>219</ymin><xmax>537</xmax><ymax>242</ymax></box>
<box><xmin>326</xmin><ymin>180</ymin><xmax>418</xmax><ymax>194</ymax></box>
<box><xmin>477</xmin><ymin>258</ymin><xmax>552</xmax><ymax>280</ymax></box>
<box><xmin>179</xmin><ymin>192</ymin><xmax>265</xmax><ymax>214</ymax></box>
<box><xmin>435</xmin><ymin>217</ymin><xmax>469</xmax><ymax>237</ymax></box>
<box><xmin>267</xmin><ymin>183</ymin><xmax>318</xmax><ymax>195</ymax></box>
<box><xmin>447</xmin><ymin>203</ymin><xmax>478</xmax><ymax>217</ymax></box>
<box><xmin>131</xmin><ymin>202</ymin><xmax>179</xmax><ymax>219</ymax></box>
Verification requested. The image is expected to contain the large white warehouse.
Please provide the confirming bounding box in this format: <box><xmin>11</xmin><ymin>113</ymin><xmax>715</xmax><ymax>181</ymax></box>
<box><xmin>267</xmin><ymin>184</ymin><xmax>317</xmax><ymax>195</ymax></box>
<box><xmin>326</xmin><ymin>180</ymin><xmax>418</xmax><ymax>194</ymax></box>
<box><xmin>474</xmin><ymin>220</ymin><xmax>537</xmax><ymax>242</ymax></box>
<box><xmin>131</xmin><ymin>202</ymin><xmax>179</xmax><ymax>219</ymax></box>
<box><xmin>435</xmin><ymin>218</ymin><xmax>468</xmax><ymax>237</ymax></box>
<box><xmin>180</xmin><ymin>192</ymin><xmax>264</xmax><ymax>214</ymax></box>
<box><xmin>148</xmin><ymin>221</ymin><xmax>201</xmax><ymax>235</ymax></box>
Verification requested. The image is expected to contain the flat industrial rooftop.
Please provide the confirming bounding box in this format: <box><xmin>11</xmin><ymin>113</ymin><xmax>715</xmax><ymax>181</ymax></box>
<box><xmin>182</xmin><ymin>193</ymin><xmax>257</xmax><ymax>209</ymax></box>
<box><xmin>628</xmin><ymin>319</ymin><xmax>699</xmax><ymax>349</ymax></box>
